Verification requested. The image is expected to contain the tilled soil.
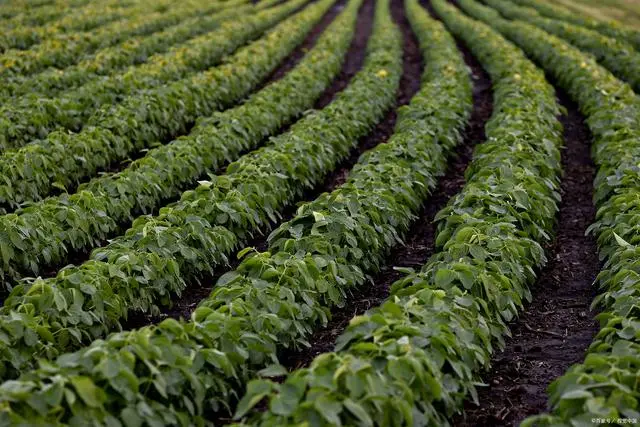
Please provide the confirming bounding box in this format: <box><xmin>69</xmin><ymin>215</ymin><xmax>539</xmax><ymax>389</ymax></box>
<box><xmin>281</xmin><ymin>8</ymin><xmax>494</xmax><ymax>369</ymax></box>
<box><xmin>317</xmin><ymin>0</ymin><xmax>423</xmax><ymax>196</ymax></box>
<box><xmin>259</xmin><ymin>0</ymin><xmax>350</xmax><ymax>85</ymax></box>
<box><xmin>314</xmin><ymin>0</ymin><xmax>373</xmax><ymax>109</ymax></box>
<box><xmin>123</xmin><ymin>0</ymin><xmax>375</xmax><ymax>328</ymax></box>
<box><xmin>455</xmin><ymin>93</ymin><xmax>600</xmax><ymax>427</ymax></box>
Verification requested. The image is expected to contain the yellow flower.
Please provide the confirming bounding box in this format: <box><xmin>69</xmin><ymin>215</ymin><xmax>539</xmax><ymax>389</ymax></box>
<box><xmin>376</xmin><ymin>69</ymin><xmax>388</xmax><ymax>78</ymax></box>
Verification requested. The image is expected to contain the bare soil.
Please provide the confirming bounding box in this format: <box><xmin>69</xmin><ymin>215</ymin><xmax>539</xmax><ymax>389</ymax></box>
<box><xmin>455</xmin><ymin>93</ymin><xmax>600</xmax><ymax>427</ymax></box>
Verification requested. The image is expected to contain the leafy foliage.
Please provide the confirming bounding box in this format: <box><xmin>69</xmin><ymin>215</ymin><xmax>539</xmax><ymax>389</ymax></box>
<box><xmin>0</xmin><ymin>0</ymin><xmax>110</xmax><ymax>26</ymax></box>
<box><xmin>0</xmin><ymin>0</ymin><xmax>252</xmax><ymax>101</ymax></box>
<box><xmin>0</xmin><ymin>0</ymin><xmax>407</xmax><ymax>423</ymax></box>
<box><xmin>0</xmin><ymin>0</ymin><xmax>283</xmax><ymax>151</ymax></box>
<box><xmin>0</xmin><ymin>0</ymin><xmax>344</xmax><ymax>378</ymax></box>
<box><xmin>457</xmin><ymin>0</ymin><xmax>640</xmax><ymax>424</ymax></box>
<box><xmin>0</xmin><ymin>0</ymin><xmax>129</xmax><ymax>51</ymax></box>
<box><xmin>0</xmin><ymin>0</ymin><xmax>218</xmax><ymax>75</ymax></box>
<box><xmin>484</xmin><ymin>0</ymin><xmax>640</xmax><ymax>93</ymax></box>
<box><xmin>0</xmin><ymin>0</ymin><xmax>306</xmax><ymax>207</ymax></box>
<box><xmin>511</xmin><ymin>0</ymin><xmax>640</xmax><ymax>51</ymax></box>
<box><xmin>0</xmin><ymin>2</ymin><xmax>291</xmax><ymax>289</ymax></box>
<box><xmin>236</xmin><ymin>0</ymin><xmax>565</xmax><ymax>424</ymax></box>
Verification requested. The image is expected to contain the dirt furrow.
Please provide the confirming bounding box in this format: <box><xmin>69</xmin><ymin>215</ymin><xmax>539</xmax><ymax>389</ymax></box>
<box><xmin>456</xmin><ymin>92</ymin><xmax>600</xmax><ymax>427</ymax></box>
<box><xmin>280</xmin><ymin>2</ymin><xmax>494</xmax><ymax>369</ymax></box>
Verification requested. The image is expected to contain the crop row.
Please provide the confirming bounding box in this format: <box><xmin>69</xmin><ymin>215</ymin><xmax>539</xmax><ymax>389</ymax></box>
<box><xmin>236</xmin><ymin>0</ymin><xmax>566</xmax><ymax>424</ymax></box>
<box><xmin>1</xmin><ymin>0</ymin><xmax>355</xmax><ymax>332</ymax></box>
<box><xmin>0</xmin><ymin>0</ymin><xmax>342</xmax><ymax>379</ymax></box>
<box><xmin>457</xmin><ymin>0</ymin><xmax>640</xmax><ymax>424</ymax></box>
<box><xmin>0</xmin><ymin>0</ymin><xmax>57</xmax><ymax>22</ymax></box>
<box><xmin>0</xmin><ymin>0</ymin><xmax>234</xmax><ymax>77</ymax></box>
<box><xmin>1</xmin><ymin>0</ymin><xmax>252</xmax><ymax>101</ymax></box>
<box><xmin>0</xmin><ymin>0</ymin><xmax>99</xmax><ymax>27</ymax></box>
<box><xmin>0</xmin><ymin>0</ymin><xmax>263</xmax><ymax>150</ymax></box>
<box><xmin>511</xmin><ymin>0</ymin><xmax>640</xmax><ymax>52</ymax></box>
<box><xmin>0</xmin><ymin>0</ymin><xmax>175</xmax><ymax>53</ymax></box>
<box><xmin>0</xmin><ymin>2</ymin><xmax>117</xmax><ymax>45</ymax></box>
<box><xmin>0</xmin><ymin>3</ymin><xmax>271</xmax><ymax>287</ymax></box>
<box><xmin>0</xmin><ymin>0</ymin><xmax>405</xmax><ymax>422</ymax></box>
<box><xmin>0</xmin><ymin>0</ymin><xmax>93</xmax><ymax>17</ymax></box>
<box><xmin>0</xmin><ymin>0</ymin><xmax>147</xmax><ymax>52</ymax></box>
<box><xmin>484</xmin><ymin>0</ymin><xmax>640</xmax><ymax>94</ymax></box>
<box><xmin>0</xmin><ymin>0</ymin><xmax>303</xmax><ymax>207</ymax></box>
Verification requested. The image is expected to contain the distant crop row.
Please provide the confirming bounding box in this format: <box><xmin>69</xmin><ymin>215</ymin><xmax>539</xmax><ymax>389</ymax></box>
<box><xmin>0</xmin><ymin>0</ymin><xmax>303</xmax><ymax>207</ymax></box>
<box><xmin>0</xmin><ymin>0</ymin><xmax>251</xmax><ymax>101</ymax></box>
<box><xmin>511</xmin><ymin>0</ymin><xmax>640</xmax><ymax>50</ymax></box>
<box><xmin>484</xmin><ymin>0</ymin><xmax>640</xmax><ymax>94</ymax></box>
<box><xmin>0</xmin><ymin>0</ymin><xmax>113</xmax><ymax>32</ymax></box>
<box><xmin>0</xmin><ymin>1</ymin><xmax>322</xmax><ymax>290</ymax></box>
<box><xmin>0</xmin><ymin>0</ymin><xmax>277</xmax><ymax>152</ymax></box>
<box><xmin>0</xmin><ymin>0</ymin><xmax>231</xmax><ymax>55</ymax></box>
<box><xmin>0</xmin><ymin>0</ymin><xmax>207</xmax><ymax>74</ymax></box>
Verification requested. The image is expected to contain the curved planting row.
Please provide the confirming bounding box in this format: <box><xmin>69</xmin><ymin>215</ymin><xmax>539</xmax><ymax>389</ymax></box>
<box><xmin>0</xmin><ymin>0</ymin><xmax>307</xmax><ymax>208</ymax></box>
<box><xmin>0</xmin><ymin>0</ymin><xmax>219</xmax><ymax>75</ymax></box>
<box><xmin>456</xmin><ymin>0</ymin><xmax>640</xmax><ymax>423</ymax></box>
<box><xmin>0</xmin><ymin>0</ymin><xmax>91</xmax><ymax>22</ymax></box>
<box><xmin>0</xmin><ymin>0</ymin><xmax>278</xmax><ymax>152</ymax></box>
<box><xmin>235</xmin><ymin>0</ymin><xmax>566</xmax><ymax>424</ymax></box>
<box><xmin>0</xmin><ymin>0</ymin><xmax>186</xmax><ymax>53</ymax></box>
<box><xmin>0</xmin><ymin>0</ymin><xmax>266</xmax><ymax>151</ymax></box>
<box><xmin>0</xmin><ymin>0</ymin><xmax>403</xmax><ymax>423</ymax></box>
<box><xmin>0</xmin><ymin>0</ymin><xmax>365</xmax><ymax>380</ymax></box>
<box><xmin>0</xmin><ymin>2</ymin><xmax>61</xmax><ymax>25</ymax></box>
<box><xmin>0</xmin><ymin>0</ymin><xmax>354</xmax><ymax>318</ymax></box>
<box><xmin>483</xmin><ymin>0</ymin><xmax>640</xmax><ymax>94</ymax></box>
<box><xmin>0</xmin><ymin>0</ymin><xmax>112</xmax><ymax>30</ymax></box>
<box><xmin>0</xmin><ymin>0</ymin><xmax>252</xmax><ymax>101</ymax></box>
<box><xmin>511</xmin><ymin>0</ymin><xmax>640</xmax><ymax>52</ymax></box>
<box><xmin>0</xmin><ymin>7</ymin><xmax>114</xmax><ymax>47</ymax></box>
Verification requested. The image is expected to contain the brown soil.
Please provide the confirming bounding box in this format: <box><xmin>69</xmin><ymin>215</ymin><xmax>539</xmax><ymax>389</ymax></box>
<box><xmin>314</xmin><ymin>0</ymin><xmax>373</xmax><ymax>109</ymax></box>
<box><xmin>455</xmin><ymin>93</ymin><xmax>600</xmax><ymax>426</ymax></box>
<box><xmin>122</xmin><ymin>0</ymin><xmax>375</xmax><ymax>328</ymax></box>
<box><xmin>259</xmin><ymin>0</ymin><xmax>351</xmax><ymax>88</ymax></box>
<box><xmin>312</xmin><ymin>0</ymin><xmax>423</xmax><ymax>199</ymax></box>
<box><xmin>281</xmin><ymin>14</ymin><xmax>494</xmax><ymax>369</ymax></box>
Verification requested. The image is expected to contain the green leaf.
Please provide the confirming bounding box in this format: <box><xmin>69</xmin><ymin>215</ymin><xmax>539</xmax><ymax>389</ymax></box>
<box><xmin>234</xmin><ymin>380</ymin><xmax>274</xmax><ymax>419</ymax></box>
<box><xmin>434</xmin><ymin>269</ymin><xmax>456</xmax><ymax>288</ymax></box>
<box><xmin>258</xmin><ymin>364</ymin><xmax>288</xmax><ymax>378</ymax></box>
<box><xmin>344</xmin><ymin>399</ymin><xmax>373</xmax><ymax>426</ymax></box>
<box><xmin>70</xmin><ymin>376</ymin><xmax>104</xmax><ymax>408</ymax></box>
<box><xmin>613</xmin><ymin>232</ymin><xmax>631</xmax><ymax>247</ymax></box>
<box><xmin>314</xmin><ymin>396</ymin><xmax>343</xmax><ymax>425</ymax></box>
